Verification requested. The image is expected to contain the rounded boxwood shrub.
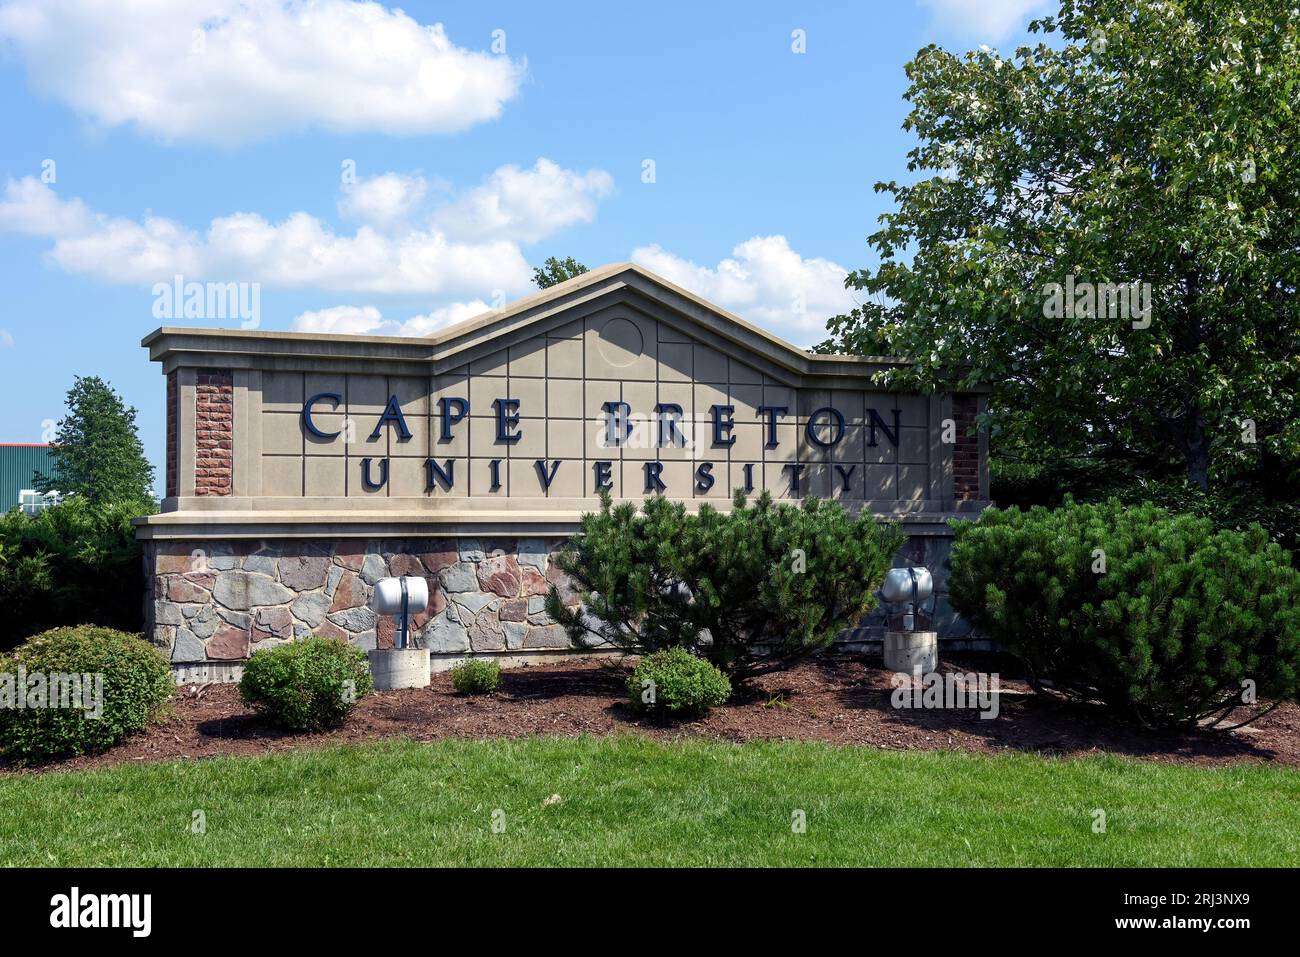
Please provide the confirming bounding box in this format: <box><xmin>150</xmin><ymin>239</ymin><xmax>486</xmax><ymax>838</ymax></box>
<box><xmin>949</xmin><ymin>499</ymin><xmax>1300</xmax><ymax>728</ymax></box>
<box><xmin>628</xmin><ymin>647</ymin><xmax>731</xmax><ymax>717</ymax></box>
<box><xmin>449</xmin><ymin>658</ymin><xmax>501</xmax><ymax>694</ymax></box>
<box><xmin>0</xmin><ymin>625</ymin><xmax>174</xmax><ymax>763</ymax></box>
<box><xmin>239</xmin><ymin>637</ymin><xmax>373</xmax><ymax>732</ymax></box>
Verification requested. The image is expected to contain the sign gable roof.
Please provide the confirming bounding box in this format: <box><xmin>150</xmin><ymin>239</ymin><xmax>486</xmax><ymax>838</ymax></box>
<box><xmin>140</xmin><ymin>262</ymin><xmax>945</xmax><ymax>389</ymax></box>
<box><xmin>424</xmin><ymin>262</ymin><xmax>907</xmax><ymax>378</ymax></box>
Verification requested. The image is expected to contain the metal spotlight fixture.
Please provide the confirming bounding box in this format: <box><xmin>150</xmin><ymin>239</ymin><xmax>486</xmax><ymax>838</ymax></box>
<box><xmin>881</xmin><ymin>566</ymin><xmax>934</xmax><ymax>632</ymax></box>
<box><xmin>368</xmin><ymin>575</ymin><xmax>432</xmax><ymax>690</ymax></box>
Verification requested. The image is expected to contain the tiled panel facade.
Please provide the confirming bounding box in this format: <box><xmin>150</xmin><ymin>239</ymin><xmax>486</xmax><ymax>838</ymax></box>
<box><xmin>255</xmin><ymin>310</ymin><xmax>933</xmax><ymax>503</ymax></box>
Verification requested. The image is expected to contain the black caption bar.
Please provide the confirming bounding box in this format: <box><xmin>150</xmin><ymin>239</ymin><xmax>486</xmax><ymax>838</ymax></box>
<box><xmin>0</xmin><ymin>867</ymin><xmax>1278</xmax><ymax>944</ymax></box>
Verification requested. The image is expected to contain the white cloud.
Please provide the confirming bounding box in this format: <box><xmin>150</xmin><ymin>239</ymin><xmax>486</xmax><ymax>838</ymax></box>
<box><xmin>0</xmin><ymin>0</ymin><xmax>526</xmax><ymax>144</ymax></box>
<box><xmin>0</xmin><ymin>174</ymin><xmax>854</xmax><ymax>347</ymax></box>
<box><xmin>631</xmin><ymin>236</ymin><xmax>855</xmax><ymax>346</ymax></box>
<box><xmin>0</xmin><ymin>328</ymin><xmax>14</xmax><ymax>349</ymax></box>
<box><xmin>289</xmin><ymin>304</ymin><xmax>386</xmax><ymax>335</ymax></box>
<box><xmin>433</xmin><ymin>159</ymin><xmax>614</xmax><ymax>243</ymax></box>
<box><xmin>291</xmin><ymin>239</ymin><xmax>854</xmax><ymax>343</ymax></box>
<box><xmin>400</xmin><ymin>301</ymin><xmax>492</xmax><ymax>335</ymax></box>
<box><xmin>4</xmin><ymin>176</ymin><xmax>525</xmax><ymax>296</ymax></box>
<box><xmin>50</xmin><ymin>209</ymin><xmax>207</xmax><ymax>282</ymax></box>
<box><xmin>338</xmin><ymin>160</ymin><xmax>612</xmax><ymax>239</ymax></box>
<box><xmin>0</xmin><ymin>175</ymin><xmax>93</xmax><ymax>236</ymax></box>
<box><xmin>292</xmin><ymin>300</ymin><xmax>489</xmax><ymax>336</ymax></box>
<box><xmin>0</xmin><ymin>157</ymin><xmax>616</xmax><ymax>297</ymax></box>
<box><xmin>915</xmin><ymin>0</ymin><xmax>1050</xmax><ymax>40</ymax></box>
<box><xmin>338</xmin><ymin>172</ymin><xmax>433</xmax><ymax>230</ymax></box>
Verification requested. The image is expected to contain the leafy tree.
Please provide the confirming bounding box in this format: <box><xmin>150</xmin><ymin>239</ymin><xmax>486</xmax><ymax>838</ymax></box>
<box><xmin>546</xmin><ymin>492</ymin><xmax>903</xmax><ymax>681</ymax></box>
<box><xmin>532</xmin><ymin>256</ymin><xmax>589</xmax><ymax>289</ymax></box>
<box><xmin>823</xmin><ymin>0</ymin><xmax>1299</xmax><ymax>497</ymax></box>
<box><xmin>36</xmin><ymin>376</ymin><xmax>155</xmax><ymax>505</ymax></box>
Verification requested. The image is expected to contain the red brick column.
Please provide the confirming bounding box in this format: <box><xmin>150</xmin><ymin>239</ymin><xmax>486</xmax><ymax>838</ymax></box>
<box><xmin>952</xmin><ymin>394</ymin><xmax>980</xmax><ymax>502</ymax></box>
<box><xmin>195</xmin><ymin>370</ymin><xmax>233</xmax><ymax>496</ymax></box>
<box><xmin>165</xmin><ymin>370</ymin><xmax>178</xmax><ymax>498</ymax></box>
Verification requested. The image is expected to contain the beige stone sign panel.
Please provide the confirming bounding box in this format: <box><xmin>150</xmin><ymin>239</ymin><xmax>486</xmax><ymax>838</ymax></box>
<box><xmin>140</xmin><ymin>263</ymin><xmax>987</xmax><ymax>536</ymax></box>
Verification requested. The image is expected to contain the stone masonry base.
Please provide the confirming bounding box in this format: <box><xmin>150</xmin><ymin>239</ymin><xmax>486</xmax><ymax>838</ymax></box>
<box><xmin>144</xmin><ymin>531</ymin><xmax>976</xmax><ymax>668</ymax></box>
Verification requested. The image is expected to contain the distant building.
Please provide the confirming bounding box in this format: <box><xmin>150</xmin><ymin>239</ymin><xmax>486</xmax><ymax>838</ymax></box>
<box><xmin>0</xmin><ymin>444</ymin><xmax>59</xmax><ymax>514</ymax></box>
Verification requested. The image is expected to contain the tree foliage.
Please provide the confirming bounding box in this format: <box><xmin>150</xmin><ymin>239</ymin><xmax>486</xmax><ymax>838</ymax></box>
<box><xmin>36</xmin><ymin>376</ymin><xmax>156</xmax><ymax>505</ymax></box>
<box><xmin>823</xmin><ymin>0</ymin><xmax>1300</xmax><ymax>499</ymax></box>
<box><xmin>532</xmin><ymin>256</ymin><xmax>589</xmax><ymax>289</ymax></box>
<box><xmin>546</xmin><ymin>492</ymin><xmax>903</xmax><ymax>681</ymax></box>
<box><xmin>0</xmin><ymin>497</ymin><xmax>148</xmax><ymax>649</ymax></box>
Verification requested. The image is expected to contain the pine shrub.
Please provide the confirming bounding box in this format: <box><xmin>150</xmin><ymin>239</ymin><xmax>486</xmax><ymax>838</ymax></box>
<box><xmin>547</xmin><ymin>491</ymin><xmax>903</xmax><ymax>681</ymax></box>
<box><xmin>949</xmin><ymin>499</ymin><xmax>1300</xmax><ymax>728</ymax></box>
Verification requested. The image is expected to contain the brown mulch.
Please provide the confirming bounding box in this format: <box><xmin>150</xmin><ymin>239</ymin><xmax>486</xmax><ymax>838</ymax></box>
<box><xmin>6</xmin><ymin>655</ymin><xmax>1300</xmax><ymax>774</ymax></box>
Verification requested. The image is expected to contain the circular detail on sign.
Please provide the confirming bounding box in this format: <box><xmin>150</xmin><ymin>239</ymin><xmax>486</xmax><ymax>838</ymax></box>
<box><xmin>597</xmin><ymin>317</ymin><xmax>643</xmax><ymax>366</ymax></box>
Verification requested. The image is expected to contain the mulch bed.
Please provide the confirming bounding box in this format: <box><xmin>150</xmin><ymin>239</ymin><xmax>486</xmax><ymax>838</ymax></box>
<box><xmin>7</xmin><ymin>655</ymin><xmax>1299</xmax><ymax>774</ymax></box>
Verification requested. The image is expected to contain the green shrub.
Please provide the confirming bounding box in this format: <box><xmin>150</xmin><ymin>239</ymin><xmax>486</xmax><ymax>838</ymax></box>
<box><xmin>547</xmin><ymin>491</ymin><xmax>903</xmax><ymax>681</ymax></box>
<box><xmin>990</xmin><ymin>458</ymin><xmax>1300</xmax><ymax>556</ymax></box>
<box><xmin>0</xmin><ymin>625</ymin><xmax>173</xmax><ymax>763</ymax></box>
<box><xmin>239</xmin><ymin>638</ymin><xmax>373</xmax><ymax>732</ymax></box>
<box><xmin>628</xmin><ymin>647</ymin><xmax>731</xmax><ymax>717</ymax></box>
<box><xmin>449</xmin><ymin>658</ymin><xmax>501</xmax><ymax>694</ymax></box>
<box><xmin>949</xmin><ymin>499</ymin><xmax>1300</xmax><ymax>728</ymax></box>
<box><xmin>0</xmin><ymin>496</ymin><xmax>153</xmax><ymax>650</ymax></box>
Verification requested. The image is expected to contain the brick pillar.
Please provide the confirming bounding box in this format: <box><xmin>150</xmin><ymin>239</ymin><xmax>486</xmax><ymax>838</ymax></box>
<box><xmin>165</xmin><ymin>370</ymin><xmax>178</xmax><ymax>498</ymax></box>
<box><xmin>952</xmin><ymin>394</ymin><xmax>980</xmax><ymax>502</ymax></box>
<box><xmin>195</xmin><ymin>370</ymin><xmax>234</xmax><ymax>496</ymax></box>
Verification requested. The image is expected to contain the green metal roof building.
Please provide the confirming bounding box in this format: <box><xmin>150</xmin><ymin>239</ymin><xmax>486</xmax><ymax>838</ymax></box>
<box><xmin>0</xmin><ymin>444</ymin><xmax>57</xmax><ymax>513</ymax></box>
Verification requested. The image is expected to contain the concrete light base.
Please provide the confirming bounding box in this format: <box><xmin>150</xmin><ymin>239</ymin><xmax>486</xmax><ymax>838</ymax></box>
<box><xmin>368</xmin><ymin>648</ymin><xmax>431</xmax><ymax>690</ymax></box>
<box><xmin>883</xmin><ymin>630</ymin><xmax>938</xmax><ymax>674</ymax></box>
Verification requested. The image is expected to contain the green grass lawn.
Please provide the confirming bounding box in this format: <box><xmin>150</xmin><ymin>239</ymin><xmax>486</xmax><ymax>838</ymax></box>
<box><xmin>1</xmin><ymin>735</ymin><xmax>1297</xmax><ymax>866</ymax></box>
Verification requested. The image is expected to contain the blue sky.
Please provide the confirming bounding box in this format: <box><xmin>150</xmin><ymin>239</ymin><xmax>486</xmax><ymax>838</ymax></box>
<box><xmin>0</xmin><ymin>0</ymin><xmax>1050</xmax><ymax>490</ymax></box>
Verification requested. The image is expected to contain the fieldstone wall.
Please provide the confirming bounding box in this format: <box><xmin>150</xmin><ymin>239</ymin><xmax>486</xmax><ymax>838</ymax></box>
<box><xmin>145</xmin><ymin>531</ymin><xmax>978</xmax><ymax>666</ymax></box>
<box><xmin>145</xmin><ymin>537</ymin><xmax>582</xmax><ymax>664</ymax></box>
